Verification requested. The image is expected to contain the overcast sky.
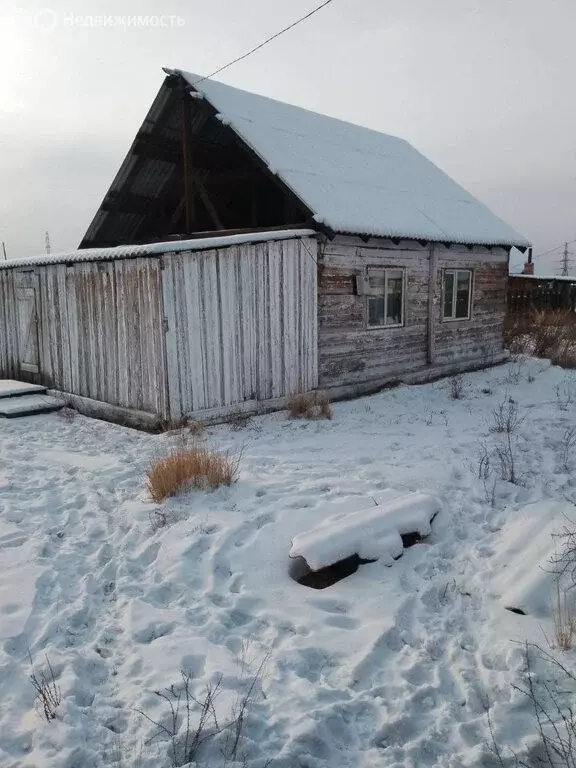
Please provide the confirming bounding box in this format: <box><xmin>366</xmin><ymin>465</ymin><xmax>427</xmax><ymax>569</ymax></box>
<box><xmin>1</xmin><ymin>0</ymin><xmax>575</xmax><ymax>272</ymax></box>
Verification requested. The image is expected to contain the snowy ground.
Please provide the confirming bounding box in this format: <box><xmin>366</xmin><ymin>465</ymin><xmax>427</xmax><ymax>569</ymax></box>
<box><xmin>1</xmin><ymin>357</ymin><xmax>576</xmax><ymax>767</ymax></box>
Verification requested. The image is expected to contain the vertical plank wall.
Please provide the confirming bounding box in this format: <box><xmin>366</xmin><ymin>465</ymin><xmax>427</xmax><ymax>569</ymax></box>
<box><xmin>163</xmin><ymin>237</ymin><xmax>318</xmax><ymax>419</ymax></box>
<box><xmin>0</xmin><ymin>269</ymin><xmax>18</xmax><ymax>377</ymax></box>
<box><xmin>0</xmin><ymin>258</ymin><xmax>168</xmax><ymax>416</ymax></box>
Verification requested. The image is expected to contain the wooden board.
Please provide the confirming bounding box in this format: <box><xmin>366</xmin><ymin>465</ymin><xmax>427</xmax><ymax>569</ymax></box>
<box><xmin>0</xmin><ymin>380</ymin><xmax>47</xmax><ymax>399</ymax></box>
<box><xmin>0</xmin><ymin>394</ymin><xmax>63</xmax><ymax>417</ymax></box>
<box><xmin>162</xmin><ymin>236</ymin><xmax>318</xmax><ymax>420</ymax></box>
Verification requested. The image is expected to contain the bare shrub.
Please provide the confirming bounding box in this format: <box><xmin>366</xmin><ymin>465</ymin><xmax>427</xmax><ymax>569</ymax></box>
<box><xmin>476</xmin><ymin>441</ymin><xmax>497</xmax><ymax>507</ymax></box>
<box><xmin>549</xmin><ymin>521</ymin><xmax>576</xmax><ymax>587</ymax></box>
<box><xmin>149</xmin><ymin>507</ymin><xmax>170</xmax><ymax>533</ymax></box>
<box><xmin>57</xmin><ymin>404</ymin><xmax>76</xmax><ymax>423</ymax></box>
<box><xmin>136</xmin><ymin>670</ymin><xmax>223</xmax><ymax>767</ymax></box>
<box><xmin>495</xmin><ymin>430</ymin><xmax>520</xmax><ymax>485</ymax></box>
<box><xmin>29</xmin><ymin>653</ymin><xmax>61</xmax><ymax>722</ymax></box>
<box><xmin>556</xmin><ymin>382</ymin><xmax>575</xmax><ymax>412</ymax></box>
<box><xmin>532</xmin><ymin>310</ymin><xmax>576</xmax><ymax>358</ymax></box>
<box><xmin>188</xmin><ymin>420</ymin><xmax>205</xmax><ymax>438</ymax></box>
<box><xmin>488</xmin><ymin>643</ymin><xmax>576</xmax><ymax>767</ymax></box>
<box><xmin>229</xmin><ymin>412</ymin><xmax>252</xmax><ymax>431</ymax></box>
<box><xmin>560</xmin><ymin>427</ymin><xmax>576</xmax><ymax>472</ymax></box>
<box><xmin>449</xmin><ymin>374</ymin><xmax>465</xmax><ymax>400</ymax></box>
<box><xmin>503</xmin><ymin>312</ymin><xmax>533</xmax><ymax>355</ymax></box>
<box><xmin>288</xmin><ymin>391</ymin><xmax>332</xmax><ymax>420</ymax></box>
<box><xmin>506</xmin><ymin>309</ymin><xmax>576</xmax><ymax>366</ymax></box>
<box><xmin>136</xmin><ymin>653</ymin><xmax>270</xmax><ymax>768</ymax></box>
<box><xmin>490</xmin><ymin>399</ymin><xmax>526</xmax><ymax>434</ymax></box>
<box><xmin>551</xmin><ymin>348</ymin><xmax>576</xmax><ymax>369</ymax></box>
<box><xmin>147</xmin><ymin>445</ymin><xmax>240</xmax><ymax>503</ymax></box>
<box><xmin>553</xmin><ymin>581</ymin><xmax>576</xmax><ymax>651</ymax></box>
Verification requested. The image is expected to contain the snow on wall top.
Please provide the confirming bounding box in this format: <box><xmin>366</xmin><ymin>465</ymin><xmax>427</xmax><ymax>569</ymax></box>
<box><xmin>0</xmin><ymin>229</ymin><xmax>315</xmax><ymax>270</ymax></box>
<box><xmin>176</xmin><ymin>70</ymin><xmax>530</xmax><ymax>249</ymax></box>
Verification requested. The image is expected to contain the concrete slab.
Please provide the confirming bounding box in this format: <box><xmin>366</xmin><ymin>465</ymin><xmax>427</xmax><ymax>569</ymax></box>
<box><xmin>0</xmin><ymin>394</ymin><xmax>63</xmax><ymax>418</ymax></box>
<box><xmin>0</xmin><ymin>380</ymin><xmax>47</xmax><ymax>399</ymax></box>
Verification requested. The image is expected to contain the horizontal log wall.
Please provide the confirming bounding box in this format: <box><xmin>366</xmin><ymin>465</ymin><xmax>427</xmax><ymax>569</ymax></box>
<box><xmin>162</xmin><ymin>237</ymin><xmax>318</xmax><ymax>420</ymax></box>
<box><xmin>434</xmin><ymin>245</ymin><xmax>509</xmax><ymax>364</ymax></box>
<box><xmin>318</xmin><ymin>235</ymin><xmax>509</xmax><ymax>388</ymax></box>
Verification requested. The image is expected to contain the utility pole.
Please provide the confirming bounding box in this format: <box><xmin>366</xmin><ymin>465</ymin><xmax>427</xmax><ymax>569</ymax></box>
<box><xmin>1</xmin><ymin>242</ymin><xmax>6</xmax><ymax>260</ymax></box>
<box><xmin>561</xmin><ymin>242</ymin><xmax>570</xmax><ymax>276</ymax></box>
<box><xmin>45</xmin><ymin>231</ymin><xmax>51</xmax><ymax>256</ymax></box>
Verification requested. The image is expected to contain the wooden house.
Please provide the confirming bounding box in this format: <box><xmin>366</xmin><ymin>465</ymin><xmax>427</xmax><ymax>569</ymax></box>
<box><xmin>0</xmin><ymin>69</ymin><xmax>530</xmax><ymax>426</ymax></box>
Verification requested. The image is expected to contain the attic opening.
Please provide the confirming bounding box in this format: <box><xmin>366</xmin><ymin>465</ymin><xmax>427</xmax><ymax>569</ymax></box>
<box><xmin>80</xmin><ymin>75</ymin><xmax>309</xmax><ymax>249</ymax></box>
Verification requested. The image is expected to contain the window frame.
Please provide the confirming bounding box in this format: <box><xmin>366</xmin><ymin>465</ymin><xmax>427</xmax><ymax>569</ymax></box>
<box><xmin>442</xmin><ymin>268</ymin><xmax>473</xmax><ymax>322</ymax></box>
<box><xmin>364</xmin><ymin>267</ymin><xmax>406</xmax><ymax>329</ymax></box>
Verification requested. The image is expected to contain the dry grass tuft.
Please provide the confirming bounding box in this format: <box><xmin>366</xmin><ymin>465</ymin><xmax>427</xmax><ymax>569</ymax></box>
<box><xmin>449</xmin><ymin>374</ymin><xmax>465</xmax><ymax>400</ymax></box>
<box><xmin>187</xmin><ymin>420</ymin><xmax>205</xmax><ymax>438</ymax></box>
<box><xmin>553</xmin><ymin>580</ymin><xmax>576</xmax><ymax>651</ymax></box>
<box><xmin>147</xmin><ymin>445</ymin><xmax>240</xmax><ymax>503</ymax></box>
<box><xmin>288</xmin><ymin>391</ymin><xmax>333</xmax><ymax>420</ymax></box>
<box><xmin>229</xmin><ymin>411</ymin><xmax>252</xmax><ymax>431</ymax></box>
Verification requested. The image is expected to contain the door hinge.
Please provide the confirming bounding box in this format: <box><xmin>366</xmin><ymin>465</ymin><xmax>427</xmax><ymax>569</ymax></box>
<box><xmin>162</xmin><ymin>317</ymin><xmax>169</xmax><ymax>333</ymax></box>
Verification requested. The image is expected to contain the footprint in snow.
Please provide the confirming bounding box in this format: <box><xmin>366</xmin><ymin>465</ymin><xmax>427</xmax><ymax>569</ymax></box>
<box><xmin>133</xmin><ymin>620</ymin><xmax>176</xmax><ymax>644</ymax></box>
<box><xmin>309</xmin><ymin>597</ymin><xmax>350</xmax><ymax>614</ymax></box>
<box><xmin>324</xmin><ymin>615</ymin><xmax>359</xmax><ymax>630</ymax></box>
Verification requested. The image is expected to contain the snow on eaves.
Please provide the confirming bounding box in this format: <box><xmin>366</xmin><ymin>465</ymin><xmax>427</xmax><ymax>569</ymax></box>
<box><xmin>0</xmin><ymin>229</ymin><xmax>315</xmax><ymax>270</ymax></box>
<box><xmin>178</xmin><ymin>70</ymin><xmax>530</xmax><ymax>248</ymax></box>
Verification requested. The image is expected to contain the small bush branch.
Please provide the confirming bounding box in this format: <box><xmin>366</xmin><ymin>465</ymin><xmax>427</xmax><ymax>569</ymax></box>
<box><xmin>29</xmin><ymin>653</ymin><xmax>61</xmax><ymax>722</ymax></box>
<box><xmin>449</xmin><ymin>374</ymin><xmax>465</xmax><ymax>400</ymax></box>
<box><xmin>136</xmin><ymin>652</ymin><xmax>270</xmax><ymax>768</ymax></box>
<box><xmin>288</xmin><ymin>391</ymin><xmax>332</xmax><ymax>420</ymax></box>
<box><xmin>553</xmin><ymin>580</ymin><xmax>576</xmax><ymax>651</ymax></box>
<box><xmin>560</xmin><ymin>427</ymin><xmax>576</xmax><ymax>472</ymax></box>
<box><xmin>490</xmin><ymin>399</ymin><xmax>526</xmax><ymax>434</ymax></box>
<box><xmin>488</xmin><ymin>642</ymin><xmax>576</xmax><ymax>767</ymax></box>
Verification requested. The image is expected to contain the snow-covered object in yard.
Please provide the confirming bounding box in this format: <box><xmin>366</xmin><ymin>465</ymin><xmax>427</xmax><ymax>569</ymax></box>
<box><xmin>289</xmin><ymin>492</ymin><xmax>440</xmax><ymax>571</ymax></box>
<box><xmin>172</xmin><ymin>69</ymin><xmax>530</xmax><ymax>248</ymax></box>
<box><xmin>490</xmin><ymin>501</ymin><xmax>571</xmax><ymax>617</ymax></box>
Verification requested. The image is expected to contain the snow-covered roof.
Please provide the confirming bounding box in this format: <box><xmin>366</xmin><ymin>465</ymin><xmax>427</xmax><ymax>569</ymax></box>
<box><xmin>173</xmin><ymin>69</ymin><xmax>530</xmax><ymax>249</ymax></box>
<box><xmin>0</xmin><ymin>229</ymin><xmax>314</xmax><ymax>270</ymax></box>
<box><xmin>509</xmin><ymin>273</ymin><xmax>576</xmax><ymax>282</ymax></box>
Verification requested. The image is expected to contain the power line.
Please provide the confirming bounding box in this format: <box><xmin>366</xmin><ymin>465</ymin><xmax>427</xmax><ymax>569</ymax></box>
<box><xmin>193</xmin><ymin>0</ymin><xmax>336</xmax><ymax>85</ymax></box>
<box><xmin>535</xmin><ymin>238</ymin><xmax>576</xmax><ymax>260</ymax></box>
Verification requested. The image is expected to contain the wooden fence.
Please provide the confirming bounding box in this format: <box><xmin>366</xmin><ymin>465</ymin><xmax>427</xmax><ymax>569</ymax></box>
<box><xmin>507</xmin><ymin>276</ymin><xmax>576</xmax><ymax>315</ymax></box>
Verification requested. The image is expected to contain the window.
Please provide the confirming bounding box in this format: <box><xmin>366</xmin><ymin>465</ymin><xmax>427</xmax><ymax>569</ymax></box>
<box><xmin>366</xmin><ymin>269</ymin><xmax>404</xmax><ymax>327</ymax></box>
<box><xmin>443</xmin><ymin>269</ymin><xmax>472</xmax><ymax>320</ymax></box>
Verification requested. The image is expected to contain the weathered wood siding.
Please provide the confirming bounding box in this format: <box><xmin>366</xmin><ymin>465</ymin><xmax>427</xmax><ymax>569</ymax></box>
<box><xmin>0</xmin><ymin>269</ymin><xmax>19</xmax><ymax>378</ymax></box>
<box><xmin>318</xmin><ymin>235</ymin><xmax>509</xmax><ymax>388</ymax></box>
<box><xmin>434</xmin><ymin>245</ymin><xmax>509</xmax><ymax>364</ymax></box>
<box><xmin>319</xmin><ymin>236</ymin><xmax>429</xmax><ymax>387</ymax></box>
<box><xmin>0</xmin><ymin>259</ymin><xmax>168</xmax><ymax>415</ymax></box>
<box><xmin>163</xmin><ymin>237</ymin><xmax>318</xmax><ymax>419</ymax></box>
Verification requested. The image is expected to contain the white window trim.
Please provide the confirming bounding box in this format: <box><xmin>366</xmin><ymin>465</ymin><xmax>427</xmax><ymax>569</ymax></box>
<box><xmin>442</xmin><ymin>268</ymin><xmax>473</xmax><ymax>322</ymax></box>
<box><xmin>365</xmin><ymin>268</ymin><xmax>405</xmax><ymax>329</ymax></box>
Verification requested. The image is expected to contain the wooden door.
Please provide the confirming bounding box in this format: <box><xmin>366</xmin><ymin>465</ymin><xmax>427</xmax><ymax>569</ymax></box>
<box><xmin>15</xmin><ymin>272</ymin><xmax>40</xmax><ymax>374</ymax></box>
